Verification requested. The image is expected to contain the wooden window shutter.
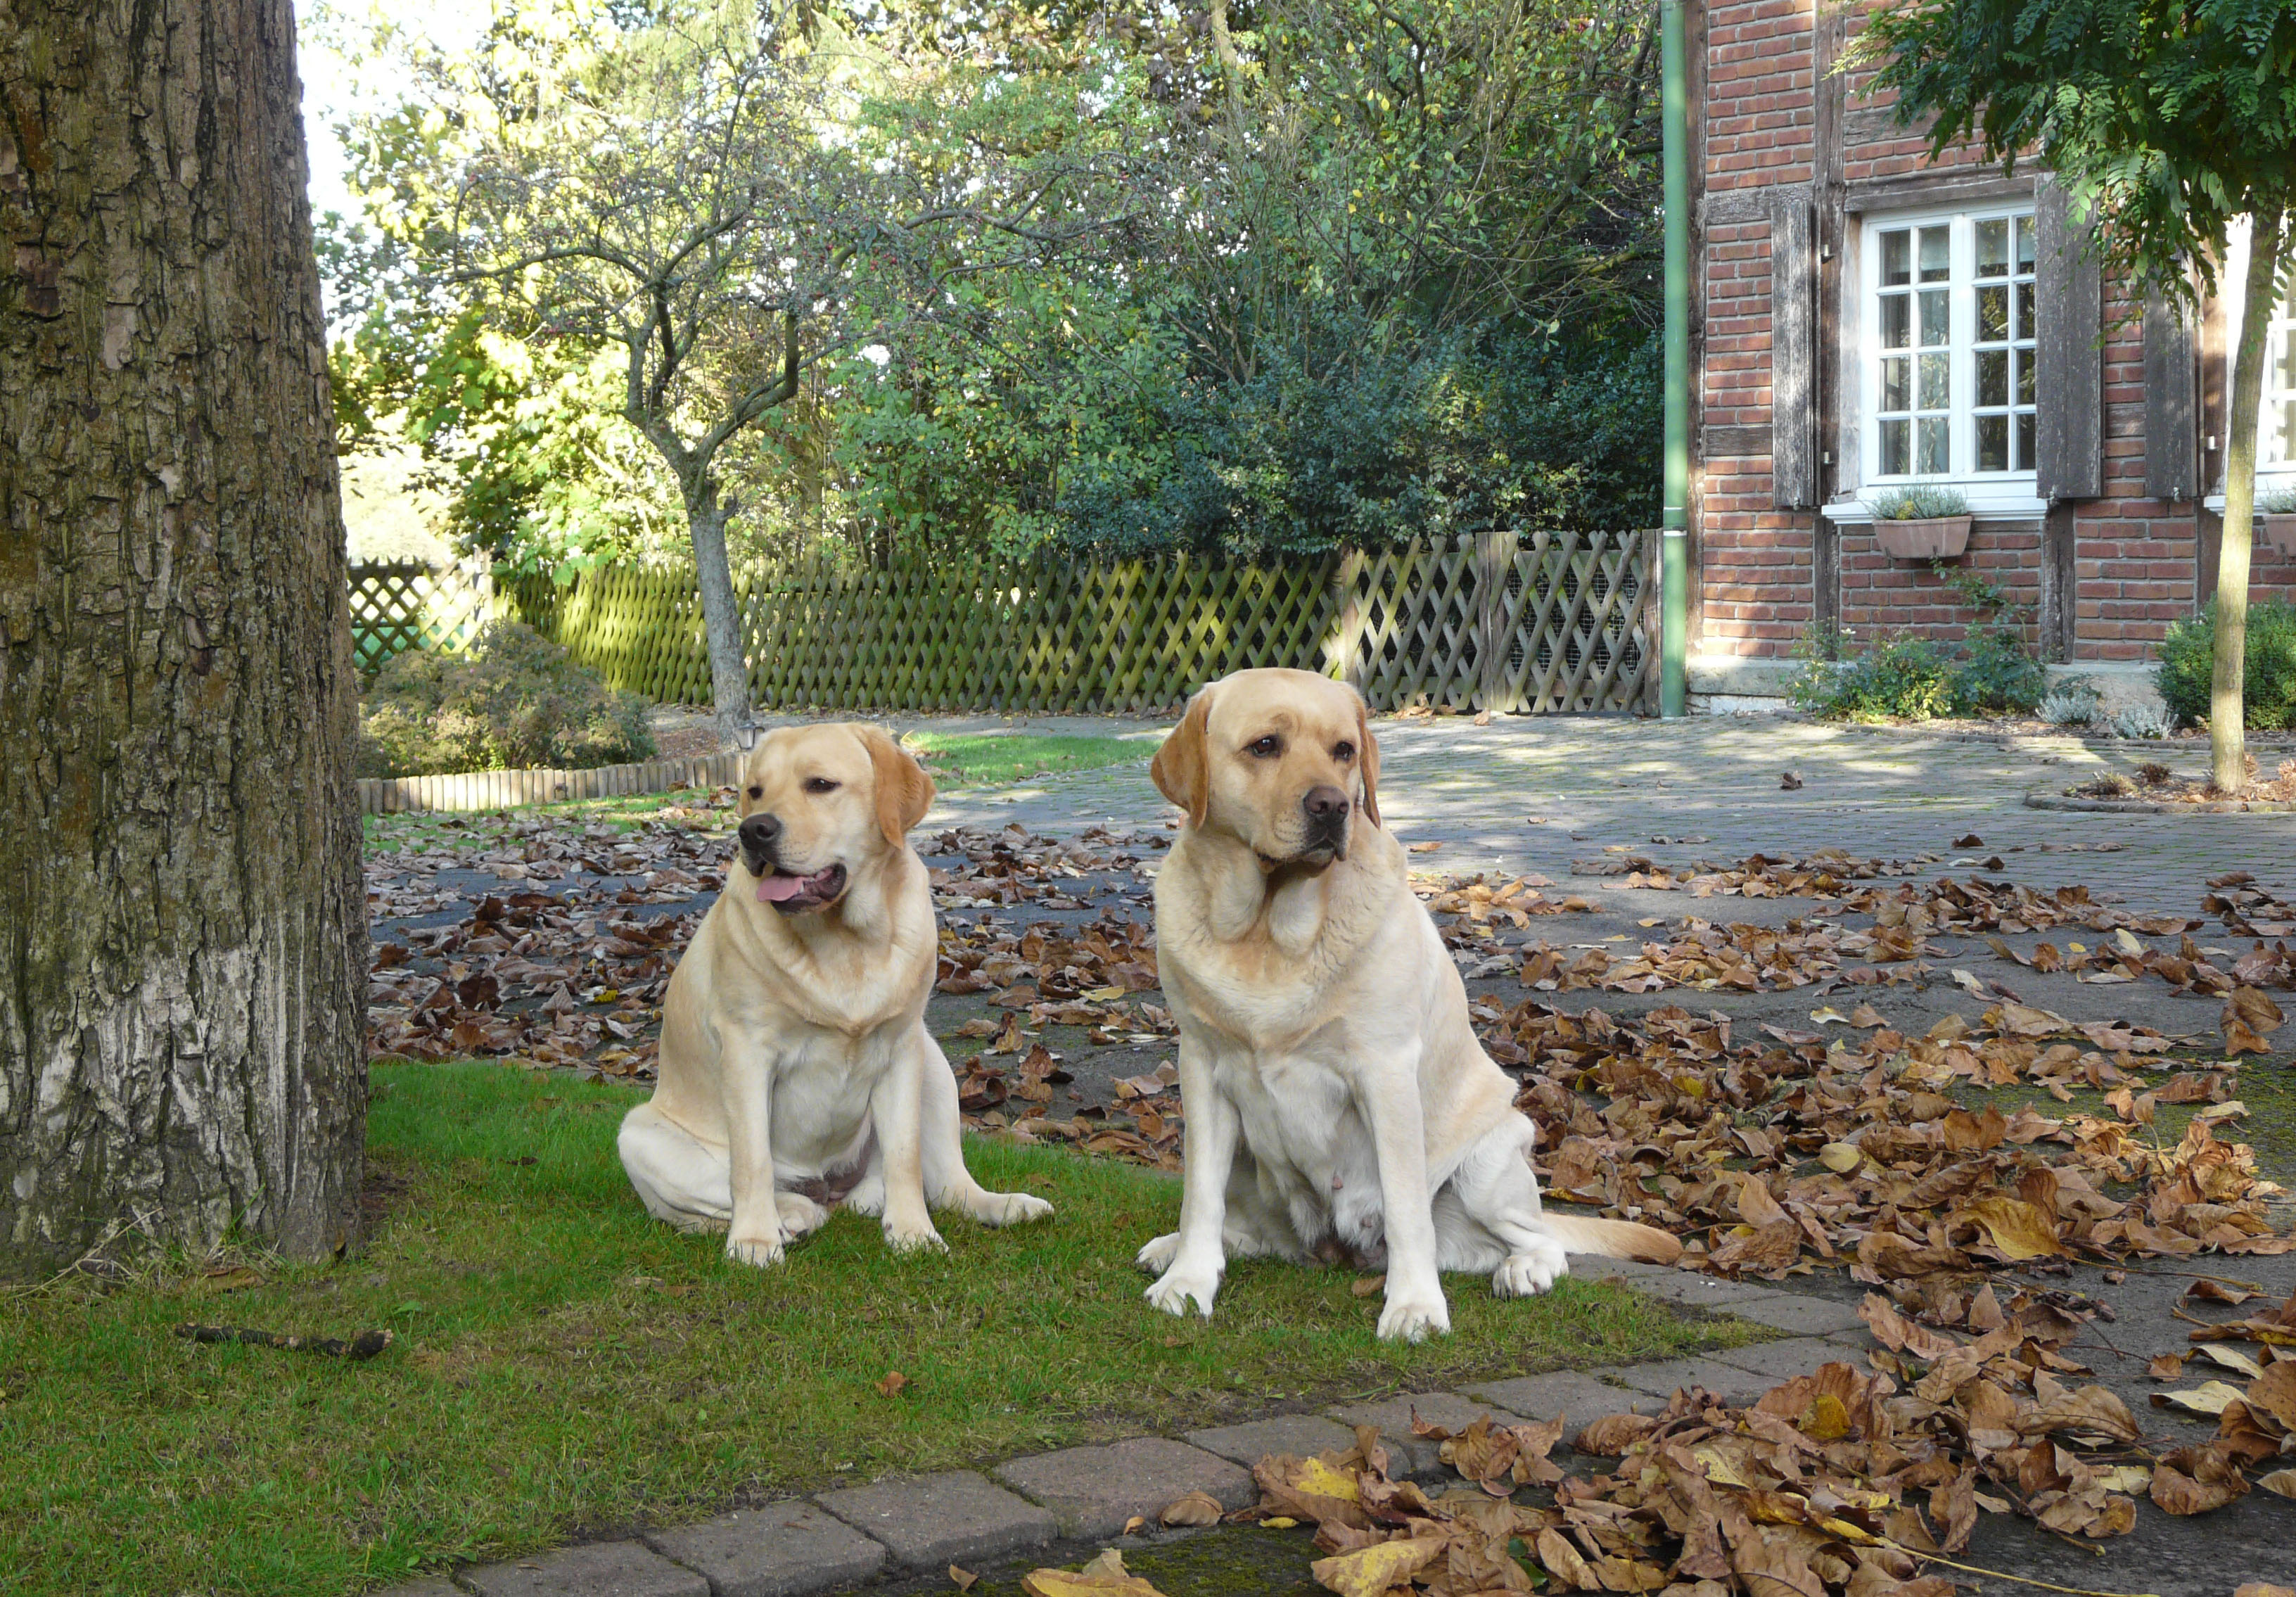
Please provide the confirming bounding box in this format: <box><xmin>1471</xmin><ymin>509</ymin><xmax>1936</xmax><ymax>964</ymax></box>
<box><xmin>2142</xmin><ymin>286</ymin><xmax>2199</xmax><ymax>500</ymax></box>
<box><xmin>1771</xmin><ymin>194</ymin><xmax>1818</xmax><ymax>509</ymax></box>
<box><xmin>2034</xmin><ymin>176</ymin><xmax>2103</xmax><ymax>499</ymax></box>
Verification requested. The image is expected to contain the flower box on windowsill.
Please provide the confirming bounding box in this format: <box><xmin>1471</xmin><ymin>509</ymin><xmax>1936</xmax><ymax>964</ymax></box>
<box><xmin>2263</xmin><ymin>514</ymin><xmax>2296</xmax><ymax>558</ymax></box>
<box><xmin>1873</xmin><ymin>515</ymin><xmax>1973</xmax><ymax>560</ymax></box>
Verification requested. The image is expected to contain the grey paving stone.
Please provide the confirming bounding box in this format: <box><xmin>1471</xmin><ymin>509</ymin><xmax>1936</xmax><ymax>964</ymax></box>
<box><xmin>366</xmin><ymin>1583</ymin><xmax>464</xmax><ymax>1597</ymax></box>
<box><xmin>814</xmin><ymin>1471</ymin><xmax>1055</xmax><ymax>1570</ymax></box>
<box><xmin>1709</xmin><ymin>1336</ymin><xmax>1858</xmax><ymax>1386</ymax></box>
<box><xmin>1563</xmin><ymin>1254</ymin><xmax>1673</xmax><ymax>1283</ymax></box>
<box><xmin>644</xmin><ymin>1501</ymin><xmax>886</xmax><ymax>1597</ymax></box>
<box><xmin>1325</xmin><ymin>1391</ymin><xmax>1526</xmax><ymax>1480</ymax></box>
<box><xmin>1722</xmin><ymin>1294</ymin><xmax>1870</xmax><ymax>1335</ymax></box>
<box><xmin>464</xmin><ymin>1541</ymin><xmax>710</xmax><ymax>1597</ymax></box>
<box><xmin>994</xmin><ymin>1437</ymin><xmax>1255</xmax><ymax>1540</ymax></box>
<box><xmin>1611</xmin><ymin>1357</ymin><xmax>1770</xmax><ymax>1406</ymax></box>
<box><xmin>1458</xmin><ymin>1369</ymin><xmax>1639</xmax><ymax>1425</ymax></box>
<box><xmin>1611</xmin><ymin>1271</ymin><xmax>1780</xmax><ymax>1311</ymax></box>
<box><xmin>1185</xmin><ymin>1413</ymin><xmax>1358</xmax><ymax>1467</ymax></box>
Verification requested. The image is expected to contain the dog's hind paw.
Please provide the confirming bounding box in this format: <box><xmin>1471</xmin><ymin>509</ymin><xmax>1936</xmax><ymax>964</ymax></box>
<box><xmin>1135</xmin><ymin>1231</ymin><xmax>1181</xmax><ymax>1274</ymax></box>
<box><xmin>975</xmin><ymin>1190</ymin><xmax>1054</xmax><ymax>1227</ymax></box>
<box><xmin>1492</xmin><ymin>1249</ymin><xmax>1565</xmax><ymax>1299</ymax></box>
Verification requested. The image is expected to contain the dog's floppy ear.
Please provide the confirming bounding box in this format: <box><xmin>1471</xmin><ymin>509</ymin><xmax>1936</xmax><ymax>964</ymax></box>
<box><xmin>858</xmin><ymin>725</ymin><xmax>936</xmax><ymax>848</ymax></box>
<box><xmin>1353</xmin><ymin>695</ymin><xmax>1382</xmax><ymax>828</ymax></box>
<box><xmin>1152</xmin><ymin>685</ymin><xmax>1216</xmax><ymax>829</ymax></box>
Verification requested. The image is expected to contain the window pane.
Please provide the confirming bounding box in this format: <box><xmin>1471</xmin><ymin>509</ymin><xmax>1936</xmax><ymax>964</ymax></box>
<box><xmin>2017</xmin><ymin>412</ymin><xmax>2036</xmax><ymax>470</ymax></box>
<box><xmin>1918</xmin><ymin>227</ymin><xmax>1950</xmax><ymax>282</ymax></box>
<box><xmin>1920</xmin><ymin>352</ymin><xmax>1950</xmax><ymax>409</ymax></box>
<box><xmin>1881</xmin><ymin>230</ymin><xmax>1911</xmax><ymax>287</ymax></box>
<box><xmin>1977</xmin><ymin>285</ymin><xmax>2009</xmax><ymax>341</ymax></box>
<box><xmin>1881</xmin><ymin>355</ymin><xmax>1910</xmax><ymax>412</ymax></box>
<box><xmin>1880</xmin><ymin>294</ymin><xmax>1911</xmax><ymax>349</ymax></box>
<box><xmin>1977</xmin><ymin>414</ymin><xmax>2009</xmax><ymax>472</ymax></box>
<box><xmin>1976</xmin><ymin>219</ymin><xmax>2008</xmax><ymax>278</ymax></box>
<box><xmin>2015</xmin><ymin>281</ymin><xmax>2036</xmax><ymax>340</ymax></box>
<box><xmin>2015</xmin><ymin>350</ymin><xmax>2034</xmax><ymax>406</ymax></box>
<box><xmin>1881</xmin><ymin>419</ymin><xmax>1910</xmax><ymax>475</ymax></box>
<box><xmin>2275</xmin><ymin>401</ymin><xmax>2295</xmax><ymax>464</ymax></box>
<box><xmin>2015</xmin><ymin>215</ymin><xmax>2035</xmax><ymax>272</ymax></box>
<box><xmin>1918</xmin><ymin>416</ymin><xmax>1949</xmax><ymax>473</ymax></box>
<box><xmin>1978</xmin><ymin>349</ymin><xmax>2008</xmax><ymax>406</ymax></box>
<box><xmin>1920</xmin><ymin>289</ymin><xmax>1949</xmax><ymax>345</ymax></box>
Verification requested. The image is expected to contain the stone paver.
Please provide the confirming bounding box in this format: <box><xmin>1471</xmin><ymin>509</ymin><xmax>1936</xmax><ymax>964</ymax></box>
<box><xmin>814</xmin><ymin>1471</ymin><xmax>1056</xmax><ymax>1570</ymax></box>
<box><xmin>1723</xmin><ymin>1294</ymin><xmax>1870</xmax><ymax>1336</ymax></box>
<box><xmin>368</xmin><ymin>1583</ymin><xmax>465</xmax><ymax>1597</ymax></box>
<box><xmin>1611</xmin><ymin>1357</ymin><xmax>1772</xmax><ymax>1406</ymax></box>
<box><xmin>463</xmin><ymin>1541</ymin><xmax>710</xmax><ymax>1597</ymax></box>
<box><xmin>642</xmin><ymin>1501</ymin><xmax>885</xmax><ymax>1597</ymax></box>
<box><xmin>1185</xmin><ymin>1413</ymin><xmax>1358</xmax><ymax>1467</ymax></box>
<box><xmin>1709</xmin><ymin>1335</ymin><xmax>1861</xmax><ymax>1385</ymax></box>
<box><xmin>1327</xmin><ymin>1391</ymin><xmax>1527</xmax><ymax>1478</ymax></box>
<box><xmin>994</xmin><ymin>1437</ymin><xmax>1255</xmax><ymax>1540</ymax></box>
<box><xmin>1607</xmin><ymin>1271</ymin><xmax>1779</xmax><ymax>1313</ymax></box>
<box><xmin>1457</xmin><ymin>1369</ymin><xmax>1638</xmax><ymax>1425</ymax></box>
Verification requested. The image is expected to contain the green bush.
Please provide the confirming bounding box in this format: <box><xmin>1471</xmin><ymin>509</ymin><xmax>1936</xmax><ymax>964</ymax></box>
<box><xmin>357</xmin><ymin>621</ymin><xmax>656</xmax><ymax>778</ymax></box>
<box><xmin>1792</xmin><ymin>613</ymin><xmax>2046</xmax><ymax>723</ymax></box>
<box><xmin>2157</xmin><ymin>598</ymin><xmax>2296</xmax><ymax>731</ymax></box>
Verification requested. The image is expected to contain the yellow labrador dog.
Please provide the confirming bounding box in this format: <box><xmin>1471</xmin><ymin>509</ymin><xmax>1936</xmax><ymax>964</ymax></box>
<box><xmin>1137</xmin><ymin>668</ymin><xmax>1679</xmax><ymax>1341</ymax></box>
<box><xmin>619</xmin><ymin>723</ymin><xmax>1052</xmax><ymax>1264</ymax></box>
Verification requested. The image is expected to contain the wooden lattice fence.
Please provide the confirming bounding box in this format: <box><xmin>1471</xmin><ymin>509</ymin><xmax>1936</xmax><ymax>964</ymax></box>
<box><xmin>505</xmin><ymin>532</ymin><xmax>1654</xmax><ymax>715</ymax></box>
<box><xmin>347</xmin><ymin>560</ymin><xmax>504</xmax><ymax>676</ymax></box>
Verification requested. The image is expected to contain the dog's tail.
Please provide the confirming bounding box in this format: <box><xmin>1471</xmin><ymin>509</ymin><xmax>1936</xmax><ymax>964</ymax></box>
<box><xmin>1539</xmin><ymin>1213</ymin><xmax>1685</xmax><ymax>1266</ymax></box>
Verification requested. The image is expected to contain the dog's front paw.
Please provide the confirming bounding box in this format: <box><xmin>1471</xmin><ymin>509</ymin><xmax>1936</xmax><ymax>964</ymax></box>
<box><xmin>725</xmin><ymin>1230</ymin><xmax>787</xmax><ymax>1269</ymax></box>
<box><xmin>884</xmin><ymin>1221</ymin><xmax>948</xmax><ymax>1256</ymax></box>
<box><xmin>1492</xmin><ymin>1246</ymin><xmax>1566</xmax><ymax>1299</ymax></box>
<box><xmin>1375</xmin><ymin>1290</ymin><xmax>1452</xmax><ymax>1343</ymax></box>
<box><xmin>1135</xmin><ymin>1231</ymin><xmax>1181</xmax><ymax>1274</ymax></box>
<box><xmin>775</xmin><ymin>1191</ymin><xmax>831</xmax><ymax>1242</ymax></box>
<box><xmin>1144</xmin><ymin>1263</ymin><xmax>1221</xmax><ymax>1319</ymax></box>
<box><xmin>976</xmin><ymin>1190</ymin><xmax>1053</xmax><ymax>1227</ymax></box>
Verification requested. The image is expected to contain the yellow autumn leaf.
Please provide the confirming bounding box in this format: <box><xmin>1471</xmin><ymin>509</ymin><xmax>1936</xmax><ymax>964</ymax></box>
<box><xmin>2096</xmin><ymin>1465</ymin><xmax>2154</xmax><ymax>1494</ymax></box>
<box><xmin>1817</xmin><ymin>1142</ymin><xmax>1863</xmax><ymax>1173</ymax></box>
<box><xmin>1310</xmin><ymin>1538</ymin><xmax>1444</xmax><ymax>1597</ymax></box>
<box><xmin>1798</xmin><ymin>1392</ymin><xmax>1852</xmax><ymax>1441</ymax></box>
<box><xmin>1293</xmin><ymin>1456</ymin><xmax>1363</xmax><ymax>1502</ymax></box>
<box><xmin>1965</xmin><ymin>1197</ymin><xmax>2064</xmax><ymax>1259</ymax></box>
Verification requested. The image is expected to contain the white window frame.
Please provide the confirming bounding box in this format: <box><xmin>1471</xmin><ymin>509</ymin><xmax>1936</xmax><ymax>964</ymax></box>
<box><xmin>1825</xmin><ymin>201</ymin><xmax>2048</xmax><ymax>526</ymax></box>
<box><xmin>2209</xmin><ymin>216</ymin><xmax>2296</xmax><ymax>511</ymax></box>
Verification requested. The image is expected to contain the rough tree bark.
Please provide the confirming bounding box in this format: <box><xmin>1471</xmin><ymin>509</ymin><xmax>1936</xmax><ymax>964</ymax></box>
<box><xmin>2212</xmin><ymin>202</ymin><xmax>2288</xmax><ymax>796</ymax></box>
<box><xmin>0</xmin><ymin>0</ymin><xmax>367</xmax><ymax>1273</ymax></box>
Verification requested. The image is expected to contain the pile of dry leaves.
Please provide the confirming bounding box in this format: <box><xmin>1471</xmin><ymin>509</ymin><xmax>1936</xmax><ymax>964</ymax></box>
<box><xmin>1499</xmin><ymin>995</ymin><xmax>2291</xmax><ymax>1281</ymax></box>
<box><xmin>1218</xmin><ymin>1285</ymin><xmax>2296</xmax><ymax>1597</ymax></box>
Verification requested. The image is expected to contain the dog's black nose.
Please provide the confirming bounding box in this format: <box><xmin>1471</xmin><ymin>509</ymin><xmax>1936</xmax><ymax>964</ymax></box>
<box><xmin>739</xmin><ymin>813</ymin><xmax>783</xmax><ymax>850</ymax></box>
<box><xmin>1303</xmin><ymin>786</ymin><xmax>1351</xmax><ymax>825</ymax></box>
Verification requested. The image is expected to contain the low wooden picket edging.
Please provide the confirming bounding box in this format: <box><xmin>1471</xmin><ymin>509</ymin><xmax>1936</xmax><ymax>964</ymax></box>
<box><xmin>358</xmin><ymin>752</ymin><xmax>744</xmax><ymax>816</ymax></box>
<box><xmin>504</xmin><ymin>530</ymin><xmax>1657</xmax><ymax>717</ymax></box>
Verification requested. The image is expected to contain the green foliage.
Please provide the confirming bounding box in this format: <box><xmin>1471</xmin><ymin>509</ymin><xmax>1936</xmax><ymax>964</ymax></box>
<box><xmin>358</xmin><ymin>622</ymin><xmax>656</xmax><ymax>777</ymax></box>
<box><xmin>2157</xmin><ymin>598</ymin><xmax>2296</xmax><ymax>729</ymax></box>
<box><xmin>1792</xmin><ymin>632</ymin><xmax>1958</xmax><ymax>721</ymax></box>
<box><xmin>1852</xmin><ymin>0</ymin><xmax>2295</xmax><ymax>313</ymax></box>
<box><xmin>1792</xmin><ymin>570</ymin><xmax>2046</xmax><ymax>721</ymax></box>
<box><xmin>1866</xmin><ymin>483</ymin><xmax>1972</xmax><ymax>520</ymax></box>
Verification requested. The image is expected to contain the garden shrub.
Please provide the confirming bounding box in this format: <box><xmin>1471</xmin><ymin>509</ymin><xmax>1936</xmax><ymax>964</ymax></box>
<box><xmin>357</xmin><ymin>621</ymin><xmax>656</xmax><ymax>778</ymax></box>
<box><xmin>2156</xmin><ymin>598</ymin><xmax>2296</xmax><ymax>731</ymax></box>
<box><xmin>1791</xmin><ymin>571</ymin><xmax>2047</xmax><ymax>723</ymax></box>
<box><xmin>1790</xmin><ymin>631</ymin><xmax>1958</xmax><ymax>720</ymax></box>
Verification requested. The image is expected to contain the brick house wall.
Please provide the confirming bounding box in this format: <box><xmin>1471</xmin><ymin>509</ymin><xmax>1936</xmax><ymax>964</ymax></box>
<box><xmin>1689</xmin><ymin>0</ymin><xmax>2295</xmax><ymax>677</ymax></box>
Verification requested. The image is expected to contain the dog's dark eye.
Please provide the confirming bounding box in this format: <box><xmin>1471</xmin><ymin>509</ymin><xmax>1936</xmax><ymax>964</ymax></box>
<box><xmin>803</xmin><ymin>777</ymin><xmax>840</xmax><ymax>794</ymax></box>
<box><xmin>746</xmin><ymin>784</ymin><xmax>763</xmax><ymax>800</ymax></box>
<box><xmin>1248</xmin><ymin>735</ymin><xmax>1282</xmax><ymax>758</ymax></box>
<box><xmin>1333</xmin><ymin>741</ymin><xmax>1356</xmax><ymax>762</ymax></box>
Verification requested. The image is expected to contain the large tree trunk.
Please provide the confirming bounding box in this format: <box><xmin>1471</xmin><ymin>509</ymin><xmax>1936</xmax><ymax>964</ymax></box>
<box><xmin>2212</xmin><ymin>202</ymin><xmax>2287</xmax><ymax>795</ymax></box>
<box><xmin>0</xmin><ymin>0</ymin><xmax>367</xmax><ymax>1273</ymax></box>
<box><xmin>684</xmin><ymin>481</ymin><xmax>756</xmax><ymax>742</ymax></box>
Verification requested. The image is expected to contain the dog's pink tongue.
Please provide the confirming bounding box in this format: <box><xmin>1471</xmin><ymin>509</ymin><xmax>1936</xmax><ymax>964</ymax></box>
<box><xmin>755</xmin><ymin>872</ymin><xmax>805</xmax><ymax>903</ymax></box>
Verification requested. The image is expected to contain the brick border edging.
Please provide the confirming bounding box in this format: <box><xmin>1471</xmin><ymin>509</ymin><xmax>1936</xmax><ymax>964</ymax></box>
<box><xmin>372</xmin><ymin>1264</ymin><xmax>1874</xmax><ymax>1597</ymax></box>
<box><xmin>358</xmin><ymin>752</ymin><xmax>744</xmax><ymax>816</ymax></box>
<box><xmin>2026</xmin><ymin>791</ymin><xmax>2296</xmax><ymax>814</ymax></box>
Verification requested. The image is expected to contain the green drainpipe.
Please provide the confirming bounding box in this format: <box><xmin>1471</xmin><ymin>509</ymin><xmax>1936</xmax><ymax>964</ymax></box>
<box><xmin>1659</xmin><ymin>0</ymin><xmax>1690</xmax><ymax>718</ymax></box>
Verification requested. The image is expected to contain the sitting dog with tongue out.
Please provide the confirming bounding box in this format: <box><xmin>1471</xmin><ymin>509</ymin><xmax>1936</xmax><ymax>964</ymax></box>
<box><xmin>618</xmin><ymin>723</ymin><xmax>1052</xmax><ymax>1262</ymax></box>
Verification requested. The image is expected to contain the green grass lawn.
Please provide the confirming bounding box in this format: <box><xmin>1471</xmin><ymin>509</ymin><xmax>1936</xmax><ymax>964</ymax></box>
<box><xmin>360</xmin><ymin>731</ymin><xmax>1149</xmax><ymax>848</ymax></box>
<box><xmin>2</xmin><ymin>1062</ymin><xmax>1733</xmax><ymax>1597</ymax></box>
